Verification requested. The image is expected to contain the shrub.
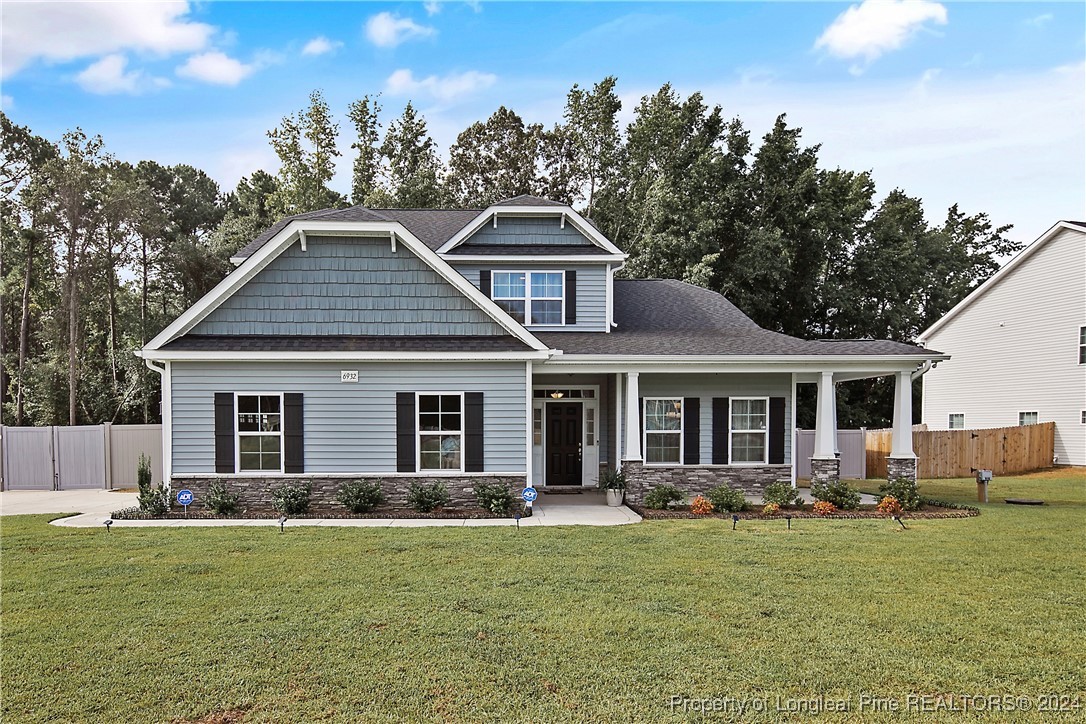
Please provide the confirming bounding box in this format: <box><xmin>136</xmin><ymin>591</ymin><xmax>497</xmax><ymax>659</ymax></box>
<box><xmin>272</xmin><ymin>482</ymin><xmax>311</xmax><ymax>515</ymax></box>
<box><xmin>877</xmin><ymin>496</ymin><xmax>904</xmax><ymax>517</ymax></box>
<box><xmin>810</xmin><ymin>478</ymin><xmax>861</xmax><ymax>510</ymax></box>
<box><xmin>813</xmin><ymin>500</ymin><xmax>837</xmax><ymax>516</ymax></box>
<box><xmin>136</xmin><ymin>454</ymin><xmax>169</xmax><ymax>516</ymax></box>
<box><xmin>597</xmin><ymin>469</ymin><xmax>627</xmax><ymax>490</ymax></box>
<box><xmin>762</xmin><ymin>480</ymin><xmax>802</xmax><ymax>507</ymax></box>
<box><xmin>643</xmin><ymin>485</ymin><xmax>684</xmax><ymax>510</ymax></box>
<box><xmin>207</xmin><ymin>480</ymin><xmax>240</xmax><ymax>516</ymax></box>
<box><xmin>408</xmin><ymin>482</ymin><xmax>450</xmax><ymax>513</ymax></box>
<box><xmin>690</xmin><ymin>495</ymin><xmax>714</xmax><ymax>515</ymax></box>
<box><xmin>706</xmin><ymin>484</ymin><xmax>747</xmax><ymax>513</ymax></box>
<box><xmin>474</xmin><ymin>483</ymin><xmax>514</xmax><ymax>515</ymax></box>
<box><xmin>880</xmin><ymin>476</ymin><xmax>922</xmax><ymax>511</ymax></box>
<box><xmin>336</xmin><ymin>480</ymin><xmax>384</xmax><ymax>513</ymax></box>
<box><xmin>762</xmin><ymin>502</ymin><xmax>781</xmax><ymax>516</ymax></box>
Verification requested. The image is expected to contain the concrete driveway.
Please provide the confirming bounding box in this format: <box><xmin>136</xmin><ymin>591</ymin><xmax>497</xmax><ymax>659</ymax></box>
<box><xmin>0</xmin><ymin>489</ymin><xmax>138</xmax><ymax>516</ymax></box>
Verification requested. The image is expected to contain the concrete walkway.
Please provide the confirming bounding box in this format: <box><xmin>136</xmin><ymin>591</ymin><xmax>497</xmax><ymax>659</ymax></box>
<box><xmin>0</xmin><ymin>489</ymin><xmax>640</xmax><ymax>528</ymax></box>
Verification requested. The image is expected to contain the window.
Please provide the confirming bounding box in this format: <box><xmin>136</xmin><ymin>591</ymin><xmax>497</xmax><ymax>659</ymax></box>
<box><xmin>418</xmin><ymin>394</ymin><xmax>463</xmax><ymax>471</ymax></box>
<box><xmin>533</xmin><ymin>408</ymin><xmax>543</xmax><ymax>445</ymax></box>
<box><xmin>586</xmin><ymin>407</ymin><xmax>596</xmax><ymax>446</ymax></box>
<box><xmin>948</xmin><ymin>413</ymin><xmax>965</xmax><ymax>429</ymax></box>
<box><xmin>492</xmin><ymin>271</ymin><xmax>564</xmax><ymax>326</ymax></box>
<box><xmin>644</xmin><ymin>398</ymin><xmax>682</xmax><ymax>464</ymax></box>
<box><xmin>730</xmin><ymin>398</ymin><xmax>768</xmax><ymax>464</ymax></box>
<box><xmin>1080</xmin><ymin>327</ymin><xmax>1085</xmax><ymax>364</ymax></box>
<box><xmin>534</xmin><ymin>388</ymin><xmax>594</xmax><ymax>399</ymax></box>
<box><xmin>1081</xmin><ymin>410</ymin><xmax>1086</xmax><ymax>425</ymax></box>
<box><xmin>1019</xmin><ymin>411</ymin><xmax>1038</xmax><ymax>426</ymax></box>
<box><xmin>237</xmin><ymin>394</ymin><xmax>282</xmax><ymax>472</ymax></box>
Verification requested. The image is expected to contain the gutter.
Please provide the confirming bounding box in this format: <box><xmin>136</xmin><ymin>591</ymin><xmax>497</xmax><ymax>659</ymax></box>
<box><xmin>609</xmin><ymin>261</ymin><xmax>626</xmax><ymax>329</ymax></box>
<box><xmin>911</xmin><ymin>359</ymin><xmax>936</xmax><ymax>381</ymax></box>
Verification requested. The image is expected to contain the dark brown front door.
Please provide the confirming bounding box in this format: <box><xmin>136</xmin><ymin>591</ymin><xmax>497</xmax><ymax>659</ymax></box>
<box><xmin>546</xmin><ymin>403</ymin><xmax>582</xmax><ymax>486</ymax></box>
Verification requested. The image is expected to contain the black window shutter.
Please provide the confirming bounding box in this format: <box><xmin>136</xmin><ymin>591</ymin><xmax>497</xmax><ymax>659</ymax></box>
<box><xmin>464</xmin><ymin>392</ymin><xmax>484</xmax><ymax>472</ymax></box>
<box><xmin>565</xmin><ymin>270</ymin><xmax>577</xmax><ymax>325</ymax></box>
<box><xmin>768</xmin><ymin>397</ymin><xmax>786</xmax><ymax>465</ymax></box>
<box><xmin>712</xmin><ymin>397</ymin><xmax>729</xmax><ymax>464</ymax></box>
<box><xmin>479</xmin><ymin>270</ymin><xmax>492</xmax><ymax>298</ymax></box>
<box><xmin>638</xmin><ymin>397</ymin><xmax>644</xmax><ymax>439</ymax></box>
<box><xmin>683</xmin><ymin>397</ymin><xmax>700</xmax><ymax>465</ymax></box>
<box><xmin>396</xmin><ymin>393</ymin><xmax>416</xmax><ymax>473</ymax></box>
<box><xmin>284</xmin><ymin>393</ymin><xmax>304</xmax><ymax>473</ymax></box>
<box><xmin>214</xmin><ymin>393</ymin><xmax>235</xmax><ymax>473</ymax></box>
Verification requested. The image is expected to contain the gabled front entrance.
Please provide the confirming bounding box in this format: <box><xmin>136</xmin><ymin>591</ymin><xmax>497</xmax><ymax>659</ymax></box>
<box><xmin>545</xmin><ymin>402</ymin><xmax>582</xmax><ymax>485</ymax></box>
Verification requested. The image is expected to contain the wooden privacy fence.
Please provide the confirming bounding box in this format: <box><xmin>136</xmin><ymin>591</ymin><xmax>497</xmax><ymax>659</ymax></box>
<box><xmin>0</xmin><ymin>424</ymin><xmax>163</xmax><ymax>490</ymax></box>
<box><xmin>865</xmin><ymin>422</ymin><xmax>1055</xmax><ymax>479</ymax></box>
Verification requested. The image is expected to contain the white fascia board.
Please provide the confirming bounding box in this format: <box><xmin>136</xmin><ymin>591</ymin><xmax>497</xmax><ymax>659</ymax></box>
<box><xmin>539</xmin><ymin>354</ymin><xmax>948</xmax><ymax>375</ymax></box>
<box><xmin>440</xmin><ymin>254</ymin><xmax>626</xmax><ymax>263</ymax></box>
<box><xmin>435</xmin><ymin>205</ymin><xmax>628</xmax><ymax>256</ymax></box>
<box><xmin>144</xmin><ymin>219</ymin><xmax>551</xmax><ymax>353</ymax></box>
<box><xmin>137</xmin><ymin>350</ymin><xmax>555</xmax><ymax>362</ymax></box>
<box><xmin>919</xmin><ymin>220</ymin><xmax>1083</xmax><ymax>342</ymax></box>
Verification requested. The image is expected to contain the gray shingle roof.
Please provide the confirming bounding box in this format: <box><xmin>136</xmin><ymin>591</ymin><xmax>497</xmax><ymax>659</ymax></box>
<box><xmin>162</xmin><ymin>335</ymin><xmax>531</xmax><ymax>352</ymax></box>
<box><xmin>492</xmin><ymin>195</ymin><xmax>566</xmax><ymax>207</ymax></box>
<box><xmin>534</xmin><ymin>280</ymin><xmax>938</xmax><ymax>357</ymax></box>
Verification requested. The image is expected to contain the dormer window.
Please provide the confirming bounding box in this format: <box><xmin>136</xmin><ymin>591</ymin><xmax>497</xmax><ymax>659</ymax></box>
<box><xmin>492</xmin><ymin>271</ymin><xmax>565</xmax><ymax>326</ymax></box>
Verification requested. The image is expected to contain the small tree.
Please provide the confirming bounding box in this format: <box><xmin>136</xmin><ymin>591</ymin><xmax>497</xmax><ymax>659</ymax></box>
<box><xmin>136</xmin><ymin>453</ymin><xmax>168</xmax><ymax>516</ymax></box>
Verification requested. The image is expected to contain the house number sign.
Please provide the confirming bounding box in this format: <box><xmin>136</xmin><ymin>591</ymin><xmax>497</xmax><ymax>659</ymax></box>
<box><xmin>340</xmin><ymin>370</ymin><xmax>359</xmax><ymax>383</ymax></box>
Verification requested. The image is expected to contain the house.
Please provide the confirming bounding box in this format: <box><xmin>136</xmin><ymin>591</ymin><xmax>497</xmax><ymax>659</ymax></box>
<box><xmin>918</xmin><ymin>220</ymin><xmax>1086</xmax><ymax>466</ymax></box>
<box><xmin>139</xmin><ymin>195</ymin><xmax>946</xmax><ymax>511</ymax></box>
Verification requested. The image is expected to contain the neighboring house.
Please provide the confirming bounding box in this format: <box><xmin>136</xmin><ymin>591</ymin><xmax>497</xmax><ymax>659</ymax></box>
<box><xmin>140</xmin><ymin>195</ymin><xmax>945</xmax><ymax>510</ymax></box>
<box><xmin>919</xmin><ymin>220</ymin><xmax>1086</xmax><ymax>467</ymax></box>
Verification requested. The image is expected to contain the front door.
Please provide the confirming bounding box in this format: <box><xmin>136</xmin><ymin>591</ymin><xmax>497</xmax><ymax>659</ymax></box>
<box><xmin>545</xmin><ymin>403</ymin><xmax>583</xmax><ymax>486</ymax></box>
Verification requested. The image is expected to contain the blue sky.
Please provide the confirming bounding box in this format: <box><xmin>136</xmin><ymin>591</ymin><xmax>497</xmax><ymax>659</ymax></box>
<box><xmin>2</xmin><ymin>1</ymin><xmax>1083</xmax><ymax>241</ymax></box>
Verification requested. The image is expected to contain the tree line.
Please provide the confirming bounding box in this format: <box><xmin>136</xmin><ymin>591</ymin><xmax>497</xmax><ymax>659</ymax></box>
<box><xmin>0</xmin><ymin>78</ymin><xmax>1019</xmax><ymax>428</ymax></box>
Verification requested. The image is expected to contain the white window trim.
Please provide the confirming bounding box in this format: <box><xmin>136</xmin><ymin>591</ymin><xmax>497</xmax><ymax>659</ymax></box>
<box><xmin>948</xmin><ymin>413</ymin><xmax>965</xmax><ymax>430</ymax></box>
<box><xmin>1080</xmin><ymin>410</ymin><xmax>1086</xmax><ymax>425</ymax></box>
<box><xmin>1079</xmin><ymin>326</ymin><xmax>1085</xmax><ymax>365</ymax></box>
<box><xmin>416</xmin><ymin>391</ymin><xmax>466</xmax><ymax>473</ymax></box>
<box><xmin>491</xmin><ymin>270</ymin><xmax>566</xmax><ymax>328</ymax></box>
<box><xmin>1018</xmin><ymin>411</ymin><xmax>1039</xmax><ymax>426</ymax></box>
<box><xmin>729</xmin><ymin>396</ymin><xmax>770</xmax><ymax>466</ymax></box>
<box><xmin>234</xmin><ymin>392</ymin><xmax>284</xmax><ymax>475</ymax></box>
<box><xmin>642</xmin><ymin>397</ymin><xmax>684</xmax><ymax>466</ymax></box>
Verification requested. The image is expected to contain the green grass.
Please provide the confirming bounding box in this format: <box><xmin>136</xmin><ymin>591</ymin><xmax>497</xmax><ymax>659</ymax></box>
<box><xmin>3</xmin><ymin>471</ymin><xmax>1084</xmax><ymax>722</ymax></box>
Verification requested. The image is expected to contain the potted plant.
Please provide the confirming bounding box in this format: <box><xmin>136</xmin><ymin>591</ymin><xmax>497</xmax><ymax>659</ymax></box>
<box><xmin>598</xmin><ymin>470</ymin><xmax>627</xmax><ymax>507</ymax></box>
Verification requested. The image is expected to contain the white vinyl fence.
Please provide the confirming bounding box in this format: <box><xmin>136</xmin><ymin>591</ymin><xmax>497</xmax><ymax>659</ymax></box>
<box><xmin>794</xmin><ymin>429</ymin><xmax>867</xmax><ymax>479</ymax></box>
<box><xmin>1</xmin><ymin>424</ymin><xmax>162</xmax><ymax>490</ymax></box>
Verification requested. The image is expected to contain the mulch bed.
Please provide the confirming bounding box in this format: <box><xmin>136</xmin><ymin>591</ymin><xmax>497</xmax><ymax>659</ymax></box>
<box><xmin>111</xmin><ymin>505</ymin><xmax>523</xmax><ymax>521</ymax></box>
<box><xmin>628</xmin><ymin>502</ymin><xmax>979</xmax><ymax>521</ymax></box>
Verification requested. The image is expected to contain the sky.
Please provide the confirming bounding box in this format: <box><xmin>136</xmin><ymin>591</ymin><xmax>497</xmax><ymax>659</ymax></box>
<box><xmin>2</xmin><ymin>0</ymin><xmax>1083</xmax><ymax>243</ymax></box>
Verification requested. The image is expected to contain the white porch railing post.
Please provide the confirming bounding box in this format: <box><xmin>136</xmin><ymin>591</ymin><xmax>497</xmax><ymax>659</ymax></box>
<box><xmin>890</xmin><ymin>370</ymin><xmax>916</xmax><ymax>459</ymax></box>
<box><xmin>812</xmin><ymin>371</ymin><xmax>836</xmax><ymax>459</ymax></box>
<box><xmin>623</xmin><ymin>371</ymin><xmax>642</xmax><ymax>461</ymax></box>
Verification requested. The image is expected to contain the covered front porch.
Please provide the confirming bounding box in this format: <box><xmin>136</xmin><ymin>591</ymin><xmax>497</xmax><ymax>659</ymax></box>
<box><xmin>528</xmin><ymin>363</ymin><xmax>922</xmax><ymax>503</ymax></box>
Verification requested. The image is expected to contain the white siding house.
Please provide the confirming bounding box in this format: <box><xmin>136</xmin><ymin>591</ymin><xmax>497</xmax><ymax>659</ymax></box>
<box><xmin>919</xmin><ymin>221</ymin><xmax>1086</xmax><ymax>466</ymax></box>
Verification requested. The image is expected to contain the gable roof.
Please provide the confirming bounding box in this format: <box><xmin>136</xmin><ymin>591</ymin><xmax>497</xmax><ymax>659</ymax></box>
<box><xmin>918</xmin><ymin>220</ymin><xmax>1086</xmax><ymax>342</ymax></box>
<box><xmin>535</xmin><ymin>280</ymin><xmax>939</xmax><ymax>358</ymax></box>
<box><xmin>492</xmin><ymin>194</ymin><xmax>566</xmax><ymax>207</ymax></box>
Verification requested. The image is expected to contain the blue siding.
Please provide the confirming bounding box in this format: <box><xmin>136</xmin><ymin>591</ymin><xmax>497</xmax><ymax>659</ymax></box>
<box><xmin>171</xmin><ymin>361</ymin><xmax>528</xmax><ymax>474</ymax></box>
<box><xmin>466</xmin><ymin>216</ymin><xmax>595</xmax><ymax>246</ymax></box>
<box><xmin>451</xmin><ymin>262</ymin><xmax>609</xmax><ymax>332</ymax></box>
<box><xmin>191</xmin><ymin>236</ymin><xmax>505</xmax><ymax>337</ymax></box>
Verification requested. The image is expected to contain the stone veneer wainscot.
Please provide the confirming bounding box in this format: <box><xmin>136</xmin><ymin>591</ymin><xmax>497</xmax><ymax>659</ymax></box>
<box><xmin>621</xmin><ymin>461</ymin><xmax>791</xmax><ymax>504</ymax></box>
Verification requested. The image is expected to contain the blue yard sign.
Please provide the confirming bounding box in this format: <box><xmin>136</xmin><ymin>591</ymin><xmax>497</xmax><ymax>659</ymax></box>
<box><xmin>521</xmin><ymin>487</ymin><xmax>538</xmax><ymax>503</ymax></box>
<box><xmin>176</xmin><ymin>489</ymin><xmax>194</xmax><ymax>507</ymax></box>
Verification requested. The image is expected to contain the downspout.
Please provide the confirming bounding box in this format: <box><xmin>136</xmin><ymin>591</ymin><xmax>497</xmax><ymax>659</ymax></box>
<box><xmin>608</xmin><ymin>261</ymin><xmax>626</xmax><ymax>330</ymax></box>
<box><xmin>911</xmin><ymin>359</ymin><xmax>934</xmax><ymax>381</ymax></box>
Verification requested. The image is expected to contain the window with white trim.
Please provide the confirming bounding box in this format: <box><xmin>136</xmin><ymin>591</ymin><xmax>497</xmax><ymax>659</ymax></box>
<box><xmin>237</xmin><ymin>394</ymin><xmax>282</xmax><ymax>472</ymax></box>
<box><xmin>730</xmin><ymin>398</ymin><xmax>768</xmax><ymax>464</ymax></box>
<box><xmin>1018</xmin><ymin>411</ymin><xmax>1038</xmax><ymax>426</ymax></box>
<box><xmin>1079</xmin><ymin>326</ymin><xmax>1085</xmax><ymax>364</ymax></box>
<box><xmin>948</xmin><ymin>413</ymin><xmax>965</xmax><ymax>430</ymax></box>
<box><xmin>644</xmin><ymin>398</ymin><xmax>682</xmax><ymax>464</ymax></box>
<box><xmin>418</xmin><ymin>394</ymin><xmax>463</xmax><ymax>471</ymax></box>
<box><xmin>1081</xmin><ymin>410</ymin><xmax>1086</xmax><ymax>425</ymax></box>
<box><xmin>492</xmin><ymin>271</ymin><xmax>564</xmax><ymax>326</ymax></box>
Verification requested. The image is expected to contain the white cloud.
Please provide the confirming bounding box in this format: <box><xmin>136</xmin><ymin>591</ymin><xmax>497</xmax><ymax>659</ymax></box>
<box><xmin>1026</xmin><ymin>13</ymin><xmax>1053</xmax><ymax>28</ymax></box>
<box><xmin>75</xmin><ymin>53</ymin><xmax>168</xmax><ymax>94</ymax></box>
<box><xmin>385</xmin><ymin>68</ymin><xmax>496</xmax><ymax>102</ymax></box>
<box><xmin>0</xmin><ymin>94</ymin><xmax>12</xmax><ymax>110</ymax></box>
<box><xmin>815</xmin><ymin>0</ymin><xmax>947</xmax><ymax>70</ymax></box>
<box><xmin>176</xmin><ymin>51</ymin><xmax>257</xmax><ymax>86</ymax></box>
<box><xmin>301</xmin><ymin>36</ymin><xmax>342</xmax><ymax>56</ymax></box>
<box><xmin>424</xmin><ymin>2</ymin><xmax>442</xmax><ymax>16</ymax></box>
<box><xmin>365</xmin><ymin>12</ymin><xmax>435</xmax><ymax>48</ymax></box>
<box><xmin>1</xmin><ymin>1</ymin><xmax>213</xmax><ymax>79</ymax></box>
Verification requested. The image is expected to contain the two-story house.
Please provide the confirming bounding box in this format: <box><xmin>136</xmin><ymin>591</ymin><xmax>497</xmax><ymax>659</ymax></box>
<box><xmin>139</xmin><ymin>195</ymin><xmax>946</xmax><ymax>510</ymax></box>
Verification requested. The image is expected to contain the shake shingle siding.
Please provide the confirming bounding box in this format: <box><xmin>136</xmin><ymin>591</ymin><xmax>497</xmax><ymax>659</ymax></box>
<box><xmin>191</xmin><ymin>237</ymin><xmax>506</xmax><ymax>337</ymax></box>
<box><xmin>465</xmin><ymin>216</ymin><xmax>596</xmax><ymax>246</ymax></box>
<box><xmin>171</xmin><ymin>361</ymin><xmax>528</xmax><ymax>474</ymax></box>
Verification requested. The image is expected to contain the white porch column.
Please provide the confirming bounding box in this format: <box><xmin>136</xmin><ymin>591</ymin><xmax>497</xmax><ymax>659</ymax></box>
<box><xmin>623</xmin><ymin>371</ymin><xmax>641</xmax><ymax>461</ymax></box>
<box><xmin>831</xmin><ymin>384</ymin><xmax>840</xmax><ymax>455</ymax></box>
<box><xmin>812</xmin><ymin>371</ymin><xmax>836</xmax><ymax>459</ymax></box>
<box><xmin>614</xmin><ymin>372</ymin><xmax>624</xmax><ymax>470</ymax></box>
<box><xmin>890</xmin><ymin>370</ymin><xmax>916</xmax><ymax>458</ymax></box>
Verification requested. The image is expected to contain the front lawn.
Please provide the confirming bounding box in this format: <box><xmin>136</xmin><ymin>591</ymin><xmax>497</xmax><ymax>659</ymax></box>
<box><xmin>3</xmin><ymin>471</ymin><xmax>1084</xmax><ymax>722</ymax></box>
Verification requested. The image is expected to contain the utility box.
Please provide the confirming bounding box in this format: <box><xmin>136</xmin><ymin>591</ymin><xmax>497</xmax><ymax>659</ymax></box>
<box><xmin>975</xmin><ymin>469</ymin><xmax>992</xmax><ymax>503</ymax></box>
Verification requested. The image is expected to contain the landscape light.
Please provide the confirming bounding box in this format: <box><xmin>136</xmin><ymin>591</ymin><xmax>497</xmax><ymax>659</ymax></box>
<box><xmin>104</xmin><ymin>519</ymin><xmax>113</xmax><ymax>533</ymax></box>
<box><xmin>514</xmin><ymin>513</ymin><xmax>520</xmax><ymax>530</ymax></box>
<box><xmin>278</xmin><ymin>516</ymin><xmax>287</xmax><ymax>533</ymax></box>
<box><xmin>785</xmin><ymin>514</ymin><xmax>792</xmax><ymax>530</ymax></box>
<box><xmin>732</xmin><ymin>514</ymin><xmax>739</xmax><ymax>531</ymax></box>
<box><xmin>892</xmin><ymin>516</ymin><xmax>907</xmax><ymax>530</ymax></box>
